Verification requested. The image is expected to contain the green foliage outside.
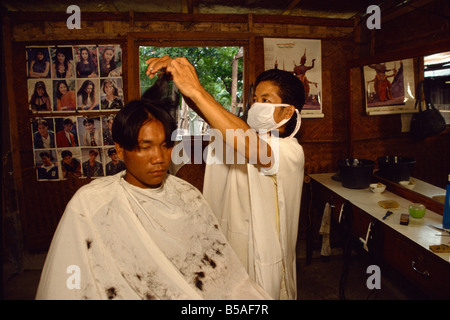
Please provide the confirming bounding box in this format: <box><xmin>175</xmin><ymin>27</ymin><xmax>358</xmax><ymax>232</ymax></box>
<box><xmin>139</xmin><ymin>46</ymin><xmax>243</xmax><ymax>112</ymax></box>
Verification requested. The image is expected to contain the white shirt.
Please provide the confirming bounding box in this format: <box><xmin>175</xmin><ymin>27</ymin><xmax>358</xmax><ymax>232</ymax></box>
<box><xmin>203</xmin><ymin>136</ymin><xmax>304</xmax><ymax>299</ymax></box>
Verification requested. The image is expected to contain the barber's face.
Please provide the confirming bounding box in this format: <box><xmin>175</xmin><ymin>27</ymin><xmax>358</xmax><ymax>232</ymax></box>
<box><xmin>253</xmin><ymin>81</ymin><xmax>294</xmax><ymax>127</ymax></box>
<box><xmin>116</xmin><ymin>119</ymin><xmax>172</xmax><ymax>188</ymax></box>
<box><xmin>253</xmin><ymin>80</ymin><xmax>294</xmax><ymax>125</ymax></box>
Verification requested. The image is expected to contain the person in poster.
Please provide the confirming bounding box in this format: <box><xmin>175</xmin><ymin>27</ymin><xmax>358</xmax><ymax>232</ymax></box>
<box><xmin>80</xmin><ymin>117</ymin><xmax>102</xmax><ymax>146</ymax></box>
<box><xmin>51</xmin><ymin>47</ymin><xmax>74</xmax><ymax>78</ymax></box>
<box><xmin>82</xmin><ymin>149</ymin><xmax>104</xmax><ymax>178</ymax></box>
<box><xmin>60</xmin><ymin>150</ymin><xmax>82</xmax><ymax>178</ymax></box>
<box><xmin>28</xmin><ymin>48</ymin><xmax>50</xmax><ymax>78</ymax></box>
<box><xmin>56</xmin><ymin>118</ymin><xmax>77</xmax><ymax>147</ymax></box>
<box><xmin>102</xmin><ymin>115</ymin><xmax>115</xmax><ymax>145</ymax></box>
<box><xmin>105</xmin><ymin>148</ymin><xmax>125</xmax><ymax>176</ymax></box>
<box><xmin>77</xmin><ymin>79</ymin><xmax>99</xmax><ymax>111</ymax></box>
<box><xmin>293</xmin><ymin>49</ymin><xmax>318</xmax><ymax>102</ymax></box>
<box><xmin>32</xmin><ymin>119</ymin><xmax>55</xmax><ymax>149</ymax></box>
<box><xmin>29</xmin><ymin>81</ymin><xmax>52</xmax><ymax>112</ymax></box>
<box><xmin>99</xmin><ymin>46</ymin><xmax>122</xmax><ymax>77</ymax></box>
<box><xmin>75</xmin><ymin>46</ymin><xmax>98</xmax><ymax>78</ymax></box>
<box><xmin>54</xmin><ymin>80</ymin><xmax>76</xmax><ymax>111</ymax></box>
<box><xmin>36</xmin><ymin>151</ymin><xmax>58</xmax><ymax>180</ymax></box>
<box><xmin>100</xmin><ymin>78</ymin><xmax>123</xmax><ymax>110</ymax></box>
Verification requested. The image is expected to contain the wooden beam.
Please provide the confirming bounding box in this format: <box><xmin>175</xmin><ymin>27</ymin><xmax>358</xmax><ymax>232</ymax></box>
<box><xmin>282</xmin><ymin>0</ymin><xmax>302</xmax><ymax>15</ymax></box>
<box><xmin>1</xmin><ymin>14</ymin><xmax>24</xmax><ymax>215</ymax></box>
<box><xmin>182</xmin><ymin>0</ymin><xmax>188</xmax><ymax>14</ymax></box>
<box><xmin>182</xmin><ymin>0</ymin><xmax>199</xmax><ymax>14</ymax></box>
<box><xmin>191</xmin><ymin>0</ymin><xmax>199</xmax><ymax>14</ymax></box>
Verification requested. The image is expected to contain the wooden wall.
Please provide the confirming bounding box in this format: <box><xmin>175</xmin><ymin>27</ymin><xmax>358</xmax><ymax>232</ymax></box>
<box><xmin>2</xmin><ymin>2</ymin><xmax>449</xmax><ymax>253</ymax></box>
<box><xmin>2</xmin><ymin>12</ymin><xmax>355</xmax><ymax>252</ymax></box>
<box><xmin>351</xmin><ymin>0</ymin><xmax>450</xmax><ymax>189</ymax></box>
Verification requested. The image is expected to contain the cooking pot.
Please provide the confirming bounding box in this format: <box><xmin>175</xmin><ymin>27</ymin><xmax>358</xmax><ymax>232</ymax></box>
<box><xmin>377</xmin><ymin>156</ymin><xmax>415</xmax><ymax>182</ymax></box>
<box><xmin>338</xmin><ymin>158</ymin><xmax>375</xmax><ymax>189</ymax></box>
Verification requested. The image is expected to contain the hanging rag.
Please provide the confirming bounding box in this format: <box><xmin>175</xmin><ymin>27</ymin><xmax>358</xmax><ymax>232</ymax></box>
<box><xmin>319</xmin><ymin>202</ymin><xmax>331</xmax><ymax>256</ymax></box>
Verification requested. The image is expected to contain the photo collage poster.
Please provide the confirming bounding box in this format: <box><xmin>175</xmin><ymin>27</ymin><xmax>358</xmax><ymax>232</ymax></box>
<box><xmin>27</xmin><ymin>44</ymin><xmax>126</xmax><ymax>181</ymax></box>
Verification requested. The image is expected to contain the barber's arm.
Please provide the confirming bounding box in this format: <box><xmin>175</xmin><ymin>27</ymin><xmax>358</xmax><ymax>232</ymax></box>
<box><xmin>145</xmin><ymin>56</ymin><xmax>273</xmax><ymax>168</ymax></box>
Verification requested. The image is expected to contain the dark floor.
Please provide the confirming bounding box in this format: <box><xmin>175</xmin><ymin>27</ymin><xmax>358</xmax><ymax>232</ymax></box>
<box><xmin>296</xmin><ymin>248</ymin><xmax>426</xmax><ymax>300</ymax></box>
<box><xmin>2</xmin><ymin>239</ymin><xmax>428</xmax><ymax>300</ymax></box>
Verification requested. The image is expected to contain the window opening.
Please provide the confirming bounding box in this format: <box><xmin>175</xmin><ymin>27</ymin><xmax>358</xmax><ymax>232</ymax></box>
<box><xmin>139</xmin><ymin>46</ymin><xmax>244</xmax><ymax>138</ymax></box>
<box><xmin>424</xmin><ymin>51</ymin><xmax>450</xmax><ymax>124</ymax></box>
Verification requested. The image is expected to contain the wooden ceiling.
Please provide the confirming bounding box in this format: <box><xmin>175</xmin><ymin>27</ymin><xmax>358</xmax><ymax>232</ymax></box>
<box><xmin>1</xmin><ymin>0</ymin><xmax>389</xmax><ymax>19</ymax></box>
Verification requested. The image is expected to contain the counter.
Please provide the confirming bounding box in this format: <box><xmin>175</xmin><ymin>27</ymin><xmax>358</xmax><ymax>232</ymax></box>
<box><xmin>308</xmin><ymin>173</ymin><xmax>450</xmax><ymax>299</ymax></box>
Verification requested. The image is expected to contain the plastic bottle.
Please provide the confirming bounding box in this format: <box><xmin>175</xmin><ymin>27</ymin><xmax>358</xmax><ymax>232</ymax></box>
<box><xmin>443</xmin><ymin>174</ymin><xmax>450</xmax><ymax>229</ymax></box>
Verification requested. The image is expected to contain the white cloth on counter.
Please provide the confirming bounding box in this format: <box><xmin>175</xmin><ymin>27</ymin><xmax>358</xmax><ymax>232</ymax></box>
<box><xmin>319</xmin><ymin>202</ymin><xmax>331</xmax><ymax>257</ymax></box>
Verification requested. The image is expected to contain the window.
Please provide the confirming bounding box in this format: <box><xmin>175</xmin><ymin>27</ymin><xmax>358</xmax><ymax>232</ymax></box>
<box><xmin>139</xmin><ymin>46</ymin><xmax>244</xmax><ymax>137</ymax></box>
<box><xmin>424</xmin><ymin>51</ymin><xmax>450</xmax><ymax>124</ymax></box>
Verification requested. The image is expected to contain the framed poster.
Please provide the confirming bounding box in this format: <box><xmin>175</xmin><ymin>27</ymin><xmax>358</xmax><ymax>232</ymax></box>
<box><xmin>264</xmin><ymin>38</ymin><xmax>323</xmax><ymax>118</ymax></box>
<box><xmin>363</xmin><ymin>58</ymin><xmax>416</xmax><ymax>115</ymax></box>
<box><xmin>26</xmin><ymin>44</ymin><xmax>125</xmax><ymax>181</ymax></box>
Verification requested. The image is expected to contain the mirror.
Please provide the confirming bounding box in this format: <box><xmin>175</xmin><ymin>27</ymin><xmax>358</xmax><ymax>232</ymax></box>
<box><xmin>371</xmin><ymin>51</ymin><xmax>449</xmax><ymax>214</ymax></box>
<box><xmin>348</xmin><ymin>47</ymin><xmax>450</xmax><ymax>216</ymax></box>
<box><xmin>373</xmin><ymin>172</ymin><xmax>445</xmax><ymax>214</ymax></box>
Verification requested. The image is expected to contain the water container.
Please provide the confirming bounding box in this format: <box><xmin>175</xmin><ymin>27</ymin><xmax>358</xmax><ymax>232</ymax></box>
<box><xmin>377</xmin><ymin>155</ymin><xmax>416</xmax><ymax>182</ymax></box>
<box><xmin>443</xmin><ymin>174</ymin><xmax>450</xmax><ymax>229</ymax></box>
<box><xmin>338</xmin><ymin>158</ymin><xmax>375</xmax><ymax>189</ymax></box>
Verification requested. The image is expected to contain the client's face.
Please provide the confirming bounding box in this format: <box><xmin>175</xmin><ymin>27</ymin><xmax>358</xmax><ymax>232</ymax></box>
<box><xmin>118</xmin><ymin>119</ymin><xmax>172</xmax><ymax>188</ymax></box>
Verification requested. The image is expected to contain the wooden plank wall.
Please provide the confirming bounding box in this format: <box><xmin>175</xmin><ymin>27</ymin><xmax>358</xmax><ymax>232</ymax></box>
<box><xmin>3</xmin><ymin>12</ymin><xmax>355</xmax><ymax>252</ymax></box>
<box><xmin>352</xmin><ymin>0</ymin><xmax>450</xmax><ymax>189</ymax></box>
<box><xmin>3</xmin><ymin>1</ymin><xmax>449</xmax><ymax>252</ymax></box>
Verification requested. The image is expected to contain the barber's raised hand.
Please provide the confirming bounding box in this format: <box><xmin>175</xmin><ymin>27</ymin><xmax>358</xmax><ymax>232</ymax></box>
<box><xmin>145</xmin><ymin>55</ymin><xmax>172</xmax><ymax>78</ymax></box>
<box><xmin>145</xmin><ymin>56</ymin><xmax>204</xmax><ymax>101</ymax></box>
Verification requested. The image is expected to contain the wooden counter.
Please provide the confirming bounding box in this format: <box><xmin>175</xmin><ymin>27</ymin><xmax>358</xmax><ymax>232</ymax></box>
<box><xmin>308</xmin><ymin>173</ymin><xmax>450</xmax><ymax>299</ymax></box>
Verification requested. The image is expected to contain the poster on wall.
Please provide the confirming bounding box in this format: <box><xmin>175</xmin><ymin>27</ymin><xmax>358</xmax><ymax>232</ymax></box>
<box><xmin>26</xmin><ymin>44</ymin><xmax>125</xmax><ymax>181</ymax></box>
<box><xmin>30</xmin><ymin>114</ymin><xmax>124</xmax><ymax>181</ymax></box>
<box><xmin>26</xmin><ymin>44</ymin><xmax>123</xmax><ymax>113</ymax></box>
<box><xmin>363</xmin><ymin>58</ymin><xmax>416</xmax><ymax>115</ymax></box>
<box><xmin>263</xmin><ymin>38</ymin><xmax>323</xmax><ymax>118</ymax></box>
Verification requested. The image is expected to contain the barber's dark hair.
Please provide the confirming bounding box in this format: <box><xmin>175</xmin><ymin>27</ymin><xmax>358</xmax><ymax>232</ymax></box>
<box><xmin>112</xmin><ymin>99</ymin><xmax>177</xmax><ymax>151</ymax></box>
<box><xmin>255</xmin><ymin>69</ymin><xmax>305</xmax><ymax>138</ymax></box>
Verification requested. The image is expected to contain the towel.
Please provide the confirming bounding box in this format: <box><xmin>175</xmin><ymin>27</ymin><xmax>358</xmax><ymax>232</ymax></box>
<box><xmin>319</xmin><ymin>202</ymin><xmax>331</xmax><ymax>256</ymax></box>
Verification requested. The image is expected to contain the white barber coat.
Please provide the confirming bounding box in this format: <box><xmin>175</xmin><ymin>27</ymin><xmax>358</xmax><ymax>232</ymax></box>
<box><xmin>203</xmin><ymin>136</ymin><xmax>304</xmax><ymax>299</ymax></box>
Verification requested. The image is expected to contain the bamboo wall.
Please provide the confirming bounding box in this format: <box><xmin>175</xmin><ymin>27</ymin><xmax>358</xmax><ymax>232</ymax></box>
<box><xmin>3</xmin><ymin>12</ymin><xmax>355</xmax><ymax>252</ymax></box>
<box><xmin>2</xmin><ymin>1</ymin><xmax>449</xmax><ymax>252</ymax></box>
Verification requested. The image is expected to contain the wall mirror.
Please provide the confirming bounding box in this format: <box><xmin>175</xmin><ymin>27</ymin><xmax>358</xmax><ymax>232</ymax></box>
<box><xmin>349</xmin><ymin>44</ymin><xmax>450</xmax><ymax>216</ymax></box>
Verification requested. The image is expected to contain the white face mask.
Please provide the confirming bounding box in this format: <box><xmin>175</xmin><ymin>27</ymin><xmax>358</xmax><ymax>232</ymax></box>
<box><xmin>247</xmin><ymin>102</ymin><xmax>301</xmax><ymax>138</ymax></box>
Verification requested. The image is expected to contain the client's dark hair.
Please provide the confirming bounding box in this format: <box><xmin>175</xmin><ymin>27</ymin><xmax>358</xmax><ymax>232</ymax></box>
<box><xmin>113</xmin><ymin>72</ymin><xmax>178</xmax><ymax>150</ymax></box>
<box><xmin>112</xmin><ymin>100</ymin><xmax>177</xmax><ymax>151</ymax></box>
<box><xmin>255</xmin><ymin>69</ymin><xmax>305</xmax><ymax>138</ymax></box>
<box><xmin>141</xmin><ymin>72</ymin><xmax>179</xmax><ymax>121</ymax></box>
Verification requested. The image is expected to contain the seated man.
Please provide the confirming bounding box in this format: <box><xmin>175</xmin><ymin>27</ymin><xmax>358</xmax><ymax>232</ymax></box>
<box><xmin>36</xmin><ymin>99</ymin><xmax>270</xmax><ymax>300</ymax></box>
